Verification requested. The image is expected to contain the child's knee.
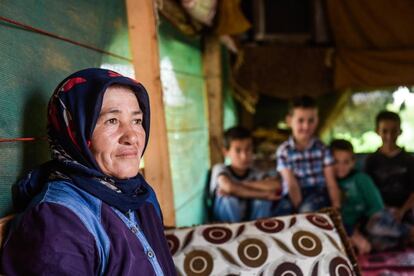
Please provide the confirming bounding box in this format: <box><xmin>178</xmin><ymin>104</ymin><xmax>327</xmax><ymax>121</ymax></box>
<box><xmin>213</xmin><ymin>196</ymin><xmax>244</xmax><ymax>222</ymax></box>
<box><xmin>214</xmin><ymin>195</ymin><xmax>242</xmax><ymax>209</ymax></box>
<box><xmin>299</xmin><ymin>194</ymin><xmax>329</xmax><ymax>212</ymax></box>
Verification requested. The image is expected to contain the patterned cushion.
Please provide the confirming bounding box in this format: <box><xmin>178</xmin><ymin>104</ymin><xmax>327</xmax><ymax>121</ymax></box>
<box><xmin>165</xmin><ymin>209</ymin><xmax>360</xmax><ymax>275</ymax></box>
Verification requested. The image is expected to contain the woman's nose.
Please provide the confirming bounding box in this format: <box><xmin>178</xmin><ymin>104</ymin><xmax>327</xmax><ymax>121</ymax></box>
<box><xmin>119</xmin><ymin>125</ymin><xmax>139</xmax><ymax>145</ymax></box>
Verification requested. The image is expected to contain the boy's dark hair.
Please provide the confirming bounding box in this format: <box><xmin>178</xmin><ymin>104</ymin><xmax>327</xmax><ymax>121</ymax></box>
<box><xmin>288</xmin><ymin>95</ymin><xmax>317</xmax><ymax>115</ymax></box>
<box><xmin>375</xmin><ymin>110</ymin><xmax>401</xmax><ymax>128</ymax></box>
<box><xmin>330</xmin><ymin>139</ymin><xmax>354</xmax><ymax>154</ymax></box>
<box><xmin>223</xmin><ymin>126</ymin><xmax>252</xmax><ymax>149</ymax></box>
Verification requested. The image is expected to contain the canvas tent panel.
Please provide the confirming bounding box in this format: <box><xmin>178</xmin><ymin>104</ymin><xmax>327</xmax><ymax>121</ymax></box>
<box><xmin>327</xmin><ymin>0</ymin><xmax>414</xmax><ymax>90</ymax></box>
<box><xmin>327</xmin><ymin>0</ymin><xmax>414</xmax><ymax>49</ymax></box>
<box><xmin>158</xmin><ymin>19</ymin><xmax>210</xmax><ymax>226</ymax></box>
<box><xmin>221</xmin><ymin>49</ymin><xmax>238</xmax><ymax>130</ymax></box>
<box><xmin>168</xmin><ymin>130</ymin><xmax>209</xmax><ymax>226</ymax></box>
<box><xmin>334</xmin><ymin>49</ymin><xmax>414</xmax><ymax>90</ymax></box>
<box><xmin>233</xmin><ymin>46</ymin><xmax>333</xmax><ymax>99</ymax></box>
<box><xmin>0</xmin><ymin>0</ymin><xmax>132</xmax><ymax>217</ymax></box>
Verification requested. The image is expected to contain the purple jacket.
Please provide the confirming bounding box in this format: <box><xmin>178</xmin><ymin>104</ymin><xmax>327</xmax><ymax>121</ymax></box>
<box><xmin>1</xmin><ymin>181</ymin><xmax>176</xmax><ymax>275</ymax></box>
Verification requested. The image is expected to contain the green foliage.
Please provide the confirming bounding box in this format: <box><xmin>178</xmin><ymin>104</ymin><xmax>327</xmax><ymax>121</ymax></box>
<box><xmin>323</xmin><ymin>88</ymin><xmax>414</xmax><ymax>153</ymax></box>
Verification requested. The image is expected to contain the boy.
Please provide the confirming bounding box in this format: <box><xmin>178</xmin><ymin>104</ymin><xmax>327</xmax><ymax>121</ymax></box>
<box><xmin>210</xmin><ymin>126</ymin><xmax>281</xmax><ymax>223</ymax></box>
<box><xmin>331</xmin><ymin>139</ymin><xmax>414</xmax><ymax>254</ymax></box>
<box><xmin>365</xmin><ymin>111</ymin><xmax>414</xmax><ymax>223</ymax></box>
<box><xmin>276</xmin><ymin>96</ymin><xmax>341</xmax><ymax>214</ymax></box>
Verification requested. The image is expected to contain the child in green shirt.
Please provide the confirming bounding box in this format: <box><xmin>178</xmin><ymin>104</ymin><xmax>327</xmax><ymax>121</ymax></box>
<box><xmin>331</xmin><ymin>139</ymin><xmax>414</xmax><ymax>254</ymax></box>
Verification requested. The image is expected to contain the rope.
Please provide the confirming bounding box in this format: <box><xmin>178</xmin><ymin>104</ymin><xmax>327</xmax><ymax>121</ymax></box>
<box><xmin>0</xmin><ymin>16</ymin><xmax>135</xmax><ymax>143</ymax></box>
<box><xmin>0</xmin><ymin>137</ymin><xmax>46</xmax><ymax>143</ymax></box>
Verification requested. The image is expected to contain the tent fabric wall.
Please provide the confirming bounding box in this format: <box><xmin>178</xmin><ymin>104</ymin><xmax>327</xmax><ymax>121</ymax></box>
<box><xmin>0</xmin><ymin>1</ymin><xmax>133</xmax><ymax>217</ymax></box>
<box><xmin>233</xmin><ymin>45</ymin><xmax>333</xmax><ymax>99</ymax></box>
<box><xmin>327</xmin><ymin>0</ymin><xmax>414</xmax><ymax>49</ymax></box>
<box><xmin>221</xmin><ymin>49</ymin><xmax>238</xmax><ymax>130</ymax></box>
<box><xmin>334</xmin><ymin>49</ymin><xmax>414</xmax><ymax>90</ymax></box>
<box><xmin>158</xmin><ymin>19</ymin><xmax>210</xmax><ymax>227</ymax></box>
<box><xmin>327</xmin><ymin>0</ymin><xmax>414</xmax><ymax>90</ymax></box>
<box><xmin>158</xmin><ymin>19</ymin><xmax>238</xmax><ymax>227</ymax></box>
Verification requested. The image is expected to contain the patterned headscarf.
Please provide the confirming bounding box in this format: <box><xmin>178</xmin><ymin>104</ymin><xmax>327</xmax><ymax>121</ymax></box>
<box><xmin>13</xmin><ymin>68</ymin><xmax>159</xmax><ymax>213</ymax></box>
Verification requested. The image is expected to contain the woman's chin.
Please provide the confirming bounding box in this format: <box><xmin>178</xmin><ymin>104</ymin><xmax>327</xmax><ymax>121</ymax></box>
<box><xmin>110</xmin><ymin>169</ymin><xmax>139</xmax><ymax>179</ymax></box>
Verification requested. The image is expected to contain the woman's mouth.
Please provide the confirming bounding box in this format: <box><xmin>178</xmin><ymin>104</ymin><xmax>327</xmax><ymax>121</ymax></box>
<box><xmin>116</xmin><ymin>150</ymin><xmax>138</xmax><ymax>158</ymax></box>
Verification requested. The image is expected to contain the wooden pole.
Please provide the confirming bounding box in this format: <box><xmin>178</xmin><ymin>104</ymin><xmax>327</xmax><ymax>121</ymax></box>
<box><xmin>203</xmin><ymin>35</ymin><xmax>224</xmax><ymax>166</ymax></box>
<box><xmin>126</xmin><ymin>0</ymin><xmax>175</xmax><ymax>226</ymax></box>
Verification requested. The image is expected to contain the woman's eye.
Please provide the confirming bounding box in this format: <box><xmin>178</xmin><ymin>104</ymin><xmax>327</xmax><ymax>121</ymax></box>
<box><xmin>133</xmin><ymin>118</ymin><xmax>143</xmax><ymax>125</ymax></box>
<box><xmin>106</xmin><ymin>118</ymin><xmax>118</xmax><ymax>125</ymax></box>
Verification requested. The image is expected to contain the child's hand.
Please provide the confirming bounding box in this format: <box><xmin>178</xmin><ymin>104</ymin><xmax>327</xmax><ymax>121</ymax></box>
<box><xmin>216</xmin><ymin>188</ymin><xmax>229</xmax><ymax>196</ymax></box>
<box><xmin>266</xmin><ymin>193</ymin><xmax>281</xmax><ymax>201</ymax></box>
<box><xmin>292</xmin><ymin>197</ymin><xmax>302</xmax><ymax>209</ymax></box>
<box><xmin>389</xmin><ymin>207</ymin><xmax>403</xmax><ymax>222</ymax></box>
<box><xmin>395</xmin><ymin>208</ymin><xmax>406</xmax><ymax>222</ymax></box>
<box><xmin>351</xmin><ymin>231</ymin><xmax>371</xmax><ymax>255</ymax></box>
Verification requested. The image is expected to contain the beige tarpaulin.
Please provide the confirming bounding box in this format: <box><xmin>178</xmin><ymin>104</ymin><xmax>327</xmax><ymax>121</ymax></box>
<box><xmin>335</xmin><ymin>49</ymin><xmax>414</xmax><ymax>90</ymax></box>
<box><xmin>233</xmin><ymin>46</ymin><xmax>333</xmax><ymax>100</ymax></box>
<box><xmin>327</xmin><ymin>0</ymin><xmax>414</xmax><ymax>90</ymax></box>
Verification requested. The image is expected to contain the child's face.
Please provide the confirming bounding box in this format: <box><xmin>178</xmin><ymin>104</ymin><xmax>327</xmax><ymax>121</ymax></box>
<box><xmin>376</xmin><ymin>119</ymin><xmax>401</xmax><ymax>148</ymax></box>
<box><xmin>224</xmin><ymin>138</ymin><xmax>253</xmax><ymax>172</ymax></box>
<box><xmin>333</xmin><ymin>150</ymin><xmax>355</xmax><ymax>179</ymax></box>
<box><xmin>288</xmin><ymin>108</ymin><xmax>318</xmax><ymax>143</ymax></box>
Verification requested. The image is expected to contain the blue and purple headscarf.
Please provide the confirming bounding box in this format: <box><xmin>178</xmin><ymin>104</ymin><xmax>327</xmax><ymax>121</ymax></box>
<box><xmin>13</xmin><ymin>68</ymin><xmax>158</xmax><ymax>213</ymax></box>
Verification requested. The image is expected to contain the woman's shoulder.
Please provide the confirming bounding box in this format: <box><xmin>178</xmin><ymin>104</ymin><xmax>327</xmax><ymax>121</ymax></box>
<box><xmin>34</xmin><ymin>180</ymin><xmax>105</xmax><ymax>225</ymax></box>
<box><xmin>2</xmin><ymin>191</ymin><xmax>100</xmax><ymax>275</ymax></box>
<box><xmin>40</xmin><ymin>180</ymin><xmax>100</xmax><ymax>208</ymax></box>
<box><xmin>20</xmin><ymin>180</ymin><xmax>105</xmax><ymax>234</ymax></box>
<box><xmin>9</xmin><ymin>183</ymin><xmax>100</xmax><ymax>245</ymax></box>
<box><xmin>13</xmin><ymin>180</ymin><xmax>109</xmax><ymax>258</ymax></box>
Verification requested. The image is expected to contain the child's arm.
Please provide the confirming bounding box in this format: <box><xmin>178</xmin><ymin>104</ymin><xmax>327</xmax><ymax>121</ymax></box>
<box><xmin>351</xmin><ymin>228</ymin><xmax>372</xmax><ymax>255</ymax></box>
<box><xmin>324</xmin><ymin>166</ymin><xmax>341</xmax><ymax>209</ymax></box>
<box><xmin>217</xmin><ymin>175</ymin><xmax>280</xmax><ymax>200</ymax></box>
<box><xmin>279</xmin><ymin>168</ymin><xmax>302</xmax><ymax>208</ymax></box>
<box><xmin>395</xmin><ymin>157</ymin><xmax>414</xmax><ymax>221</ymax></box>
<box><xmin>243</xmin><ymin>178</ymin><xmax>281</xmax><ymax>193</ymax></box>
<box><xmin>395</xmin><ymin>193</ymin><xmax>414</xmax><ymax>222</ymax></box>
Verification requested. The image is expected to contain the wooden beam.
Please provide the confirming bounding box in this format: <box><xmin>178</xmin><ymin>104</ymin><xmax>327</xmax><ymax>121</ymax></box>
<box><xmin>126</xmin><ymin>0</ymin><xmax>175</xmax><ymax>226</ymax></box>
<box><xmin>203</xmin><ymin>35</ymin><xmax>224</xmax><ymax>166</ymax></box>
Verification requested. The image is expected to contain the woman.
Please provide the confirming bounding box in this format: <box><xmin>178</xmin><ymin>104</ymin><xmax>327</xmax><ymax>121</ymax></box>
<box><xmin>1</xmin><ymin>68</ymin><xmax>176</xmax><ymax>275</ymax></box>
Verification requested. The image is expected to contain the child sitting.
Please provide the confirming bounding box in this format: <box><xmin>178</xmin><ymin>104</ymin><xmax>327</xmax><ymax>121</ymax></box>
<box><xmin>365</xmin><ymin>111</ymin><xmax>414</xmax><ymax>224</ymax></box>
<box><xmin>210</xmin><ymin>126</ymin><xmax>281</xmax><ymax>223</ymax></box>
<box><xmin>276</xmin><ymin>96</ymin><xmax>341</xmax><ymax>215</ymax></box>
<box><xmin>331</xmin><ymin>139</ymin><xmax>414</xmax><ymax>254</ymax></box>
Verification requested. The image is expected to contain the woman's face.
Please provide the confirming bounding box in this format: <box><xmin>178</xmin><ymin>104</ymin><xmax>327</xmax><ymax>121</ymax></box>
<box><xmin>90</xmin><ymin>85</ymin><xmax>146</xmax><ymax>179</ymax></box>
